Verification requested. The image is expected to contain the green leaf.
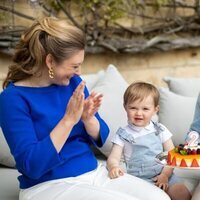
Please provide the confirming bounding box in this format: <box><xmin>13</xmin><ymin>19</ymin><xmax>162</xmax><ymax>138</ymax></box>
<box><xmin>180</xmin><ymin>150</ymin><xmax>188</xmax><ymax>155</ymax></box>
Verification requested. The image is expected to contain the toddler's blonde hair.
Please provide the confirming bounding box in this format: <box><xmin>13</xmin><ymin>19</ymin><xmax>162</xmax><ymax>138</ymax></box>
<box><xmin>123</xmin><ymin>81</ymin><xmax>160</xmax><ymax>107</ymax></box>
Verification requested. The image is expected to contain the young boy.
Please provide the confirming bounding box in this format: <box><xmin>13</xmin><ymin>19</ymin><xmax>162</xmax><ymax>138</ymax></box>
<box><xmin>107</xmin><ymin>81</ymin><xmax>191</xmax><ymax>200</ymax></box>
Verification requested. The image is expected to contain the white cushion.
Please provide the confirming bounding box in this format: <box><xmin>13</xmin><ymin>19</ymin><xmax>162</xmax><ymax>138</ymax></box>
<box><xmin>0</xmin><ymin>128</ymin><xmax>15</xmax><ymax>167</ymax></box>
<box><xmin>92</xmin><ymin>64</ymin><xmax>128</xmax><ymax>157</ymax></box>
<box><xmin>0</xmin><ymin>167</ymin><xmax>19</xmax><ymax>199</ymax></box>
<box><xmin>81</xmin><ymin>70</ymin><xmax>105</xmax><ymax>92</ymax></box>
<box><xmin>0</xmin><ymin>81</ymin><xmax>15</xmax><ymax>168</ymax></box>
<box><xmin>159</xmin><ymin>88</ymin><xmax>197</xmax><ymax>145</ymax></box>
<box><xmin>163</xmin><ymin>77</ymin><xmax>200</xmax><ymax>97</ymax></box>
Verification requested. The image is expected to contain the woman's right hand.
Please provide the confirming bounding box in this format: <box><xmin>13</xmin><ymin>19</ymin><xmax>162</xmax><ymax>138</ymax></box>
<box><xmin>63</xmin><ymin>81</ymin><xmax>85</xmax><ymax>125</ymax></box>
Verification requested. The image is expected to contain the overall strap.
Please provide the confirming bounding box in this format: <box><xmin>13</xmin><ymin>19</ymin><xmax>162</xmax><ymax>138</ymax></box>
<box><xmin>152</xmin><ymin>121</ymin><xmax>165</xmax><ymax>135</ymax></box>
<box><xmin>116</xmin><ymin>127</ymin><xmax>135</xmax><ymax>144</ymax></box>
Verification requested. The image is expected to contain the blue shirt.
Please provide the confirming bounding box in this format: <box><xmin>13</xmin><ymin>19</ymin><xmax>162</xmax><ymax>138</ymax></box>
<box><xmin>0</xmin><ymin>75</ymin><xmax>109</xmax><ymax>189</ymax></box>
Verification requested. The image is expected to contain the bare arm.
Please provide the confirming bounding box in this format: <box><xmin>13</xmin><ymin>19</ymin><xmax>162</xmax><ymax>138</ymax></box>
<box><xmin>153</xmin><ymin>138</ymin><xmax>175</xmax><ymax>190</ymax></box>
<box><xmin>107</xmin><ymin>144</ymin><xmax>123</xmax><ymax>170</ymax></box>
<box><xmin>50</xmin><ymin>81</ymin><xmax>85</xmax><ymax>153</ymax></box>
<box><xmin>107</xmin><ymin>144</ymin><xmax>124</xmax><ymax>178</ymax></box>
<box><xmin>82</xmin><ymin>117</ymin><xmax>100</xmax><ymax>140</ymax></box>
<box><xmin>81</xmin><ymin>92</ymin><xmax>103</xmax><ymax>140</ymax></box>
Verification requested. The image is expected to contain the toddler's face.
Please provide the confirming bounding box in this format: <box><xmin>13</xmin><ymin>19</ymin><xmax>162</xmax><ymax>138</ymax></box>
<box><xmin>125</xmin><ymin>95</ymin><xmax>159</xmax><ymax>127</ymax></box>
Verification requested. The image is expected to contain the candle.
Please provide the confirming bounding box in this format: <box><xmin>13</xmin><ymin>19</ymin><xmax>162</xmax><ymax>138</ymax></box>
<box><xmin>187</xmin><ymin>131</ymin><xmax>199</xmax><ymax>147</ymax></box>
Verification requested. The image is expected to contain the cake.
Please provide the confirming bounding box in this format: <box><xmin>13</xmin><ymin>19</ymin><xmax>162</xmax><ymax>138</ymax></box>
<box><xmin>168</xmin><ymin>144</ymin><xmax>200</xmax><ymax>167</ymax></box>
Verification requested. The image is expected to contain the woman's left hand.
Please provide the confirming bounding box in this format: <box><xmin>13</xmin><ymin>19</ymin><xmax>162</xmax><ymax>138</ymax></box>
<box><xmin>81</xmin><ymin>91</ymin><xmax>103</xmax><ymax>122</ymax></box>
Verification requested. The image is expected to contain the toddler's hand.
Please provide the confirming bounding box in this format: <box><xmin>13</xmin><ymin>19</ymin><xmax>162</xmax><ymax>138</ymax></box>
<box><xmin>109</xmin><ymin>166</ymin><xmax>124</xmax><ymax>179</ymax></box>
<box><xmin>152</xmin><ymin>173</ymin><xmax>169</xmax><ymax>191</ymax></box>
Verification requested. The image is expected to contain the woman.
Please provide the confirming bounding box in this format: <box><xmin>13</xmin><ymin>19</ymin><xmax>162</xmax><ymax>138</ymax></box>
<box><xmin>0</xmin><ymin>17</ymin><xmax>170</xmax><ymax>200</ymax></box>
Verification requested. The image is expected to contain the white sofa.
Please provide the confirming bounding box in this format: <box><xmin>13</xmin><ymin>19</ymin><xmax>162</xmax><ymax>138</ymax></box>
<box><xmin>0</xmin><ymin>65</ymin><xmax>200</xmax><ymax>200</ymax></box>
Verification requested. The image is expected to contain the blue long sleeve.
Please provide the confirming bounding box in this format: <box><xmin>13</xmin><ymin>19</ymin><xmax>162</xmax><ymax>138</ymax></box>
<box><xmin>0</xmin><ymin>76</ymin><xmax>109</xmax><ymax>188</ymax></box>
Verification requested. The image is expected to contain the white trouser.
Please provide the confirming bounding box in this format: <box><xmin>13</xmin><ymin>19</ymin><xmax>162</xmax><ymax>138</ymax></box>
<box><xmin>19</xmin><ymin>164</ymin><xmax>170</xmax><ymax>200</ymax></box>
<box><xmin>191</xmin><ymin>181</ymin><xmax>200</xmax><ymax>200</ymax></box>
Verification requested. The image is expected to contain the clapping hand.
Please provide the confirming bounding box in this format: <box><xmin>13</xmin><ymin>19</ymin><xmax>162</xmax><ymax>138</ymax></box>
<box><xmin>81</xmin><ymin>91</ymin><xmax>103</xmax><ymax>123</ymax></box>
<box><xmin>64</xmin><ymin>81</ymin><xmax>85</xmax><ymax>125</ymax></box>
<box><xmin>64</xmin><ymin>83</ymin><xmax>103</xmax><ymax>140</ymax></box>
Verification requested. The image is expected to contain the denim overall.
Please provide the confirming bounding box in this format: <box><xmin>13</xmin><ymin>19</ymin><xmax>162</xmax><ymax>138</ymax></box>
<box><xmin>117</xmin><ymin>122</ymin><xmax>164</xmax><ymax>183</ymax></box>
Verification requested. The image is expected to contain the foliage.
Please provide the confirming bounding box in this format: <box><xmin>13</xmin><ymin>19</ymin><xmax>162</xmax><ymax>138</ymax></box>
<box><xmin>0</xmin><ymin>0</ymin><xmax>200</xmax><ymax>54</ymax></box>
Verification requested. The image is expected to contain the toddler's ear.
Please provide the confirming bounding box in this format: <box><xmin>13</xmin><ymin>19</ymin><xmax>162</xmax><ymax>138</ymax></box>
<box><xmin>155</xmin><ymin>105</ymin><xmax>159</xmax><ymax>113</ymax></box>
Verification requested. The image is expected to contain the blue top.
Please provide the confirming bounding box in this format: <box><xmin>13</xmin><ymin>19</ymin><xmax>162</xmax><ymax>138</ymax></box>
<box><xmin>0</xmin><ymin>75</ymin><xmax>109</xmax><ymax>189</ymax></box>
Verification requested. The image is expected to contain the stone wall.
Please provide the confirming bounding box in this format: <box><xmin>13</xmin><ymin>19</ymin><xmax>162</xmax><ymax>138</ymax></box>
<box><xmin>1</xmin><ymin>47</ymin><xmax>200</xmax><ymax>87</ymax></box>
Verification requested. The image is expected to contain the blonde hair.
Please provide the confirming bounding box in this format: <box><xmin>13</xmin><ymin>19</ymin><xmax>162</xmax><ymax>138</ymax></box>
<box><xmin>123</xmin><ymin>82</ymin><xmax>160</xmax><ymax>107</ymax></box>
<box><xmin>3</xmin><ymin>17</ymin><xmax>85</xmax><ymax>89</ymax></box>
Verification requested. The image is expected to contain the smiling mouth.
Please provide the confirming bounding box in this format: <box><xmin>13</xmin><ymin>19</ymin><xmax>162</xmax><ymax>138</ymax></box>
<box><xmin>134</xmin><ymin>118</ymin><xmax>143</xmax><ymax>121</ymax></box>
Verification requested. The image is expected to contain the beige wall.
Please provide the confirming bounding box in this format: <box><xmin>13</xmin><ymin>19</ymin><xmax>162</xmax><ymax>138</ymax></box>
<box><xmin>1</xmin><ymin>47</ymin><xmax>200</xmax><ymax>87</ymax></box>
<box><xmin>83</xmin><ymin>47</ymin><xmax>200</xmax><ymax>87</ymax></box>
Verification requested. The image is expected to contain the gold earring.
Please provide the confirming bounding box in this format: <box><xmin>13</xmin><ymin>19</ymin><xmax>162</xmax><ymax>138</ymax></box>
<box><xmin>48</xmin><ymin>67</ymin><xmax>54</xmax><ymax>79</ymax></box>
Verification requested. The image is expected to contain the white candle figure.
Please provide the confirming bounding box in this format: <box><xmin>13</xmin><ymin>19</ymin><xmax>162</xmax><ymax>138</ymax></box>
<box><xmin>187</xmin><ymin>131</ymin><xmax>199</xmax><ymax>146</ymax></box>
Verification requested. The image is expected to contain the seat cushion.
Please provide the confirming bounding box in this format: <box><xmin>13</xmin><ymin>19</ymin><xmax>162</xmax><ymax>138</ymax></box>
<box><xmin>159</xmin><ymin>88</ymin><xmax>197</xmax><ymax>145</ymax></box>
<box><xmin>163</xmin><ymin>76</ymin><xmax>200</xmax><ymax>97</ymax></box>
<box><xmin>92</xmin><ymin>65</ymin><xmax>128</xmax><ymax>157</ymax></box>
<box><xmin>0</xmin><ymin>166</ymin><xmax>19</xmax><ymax>200</ymax></box>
